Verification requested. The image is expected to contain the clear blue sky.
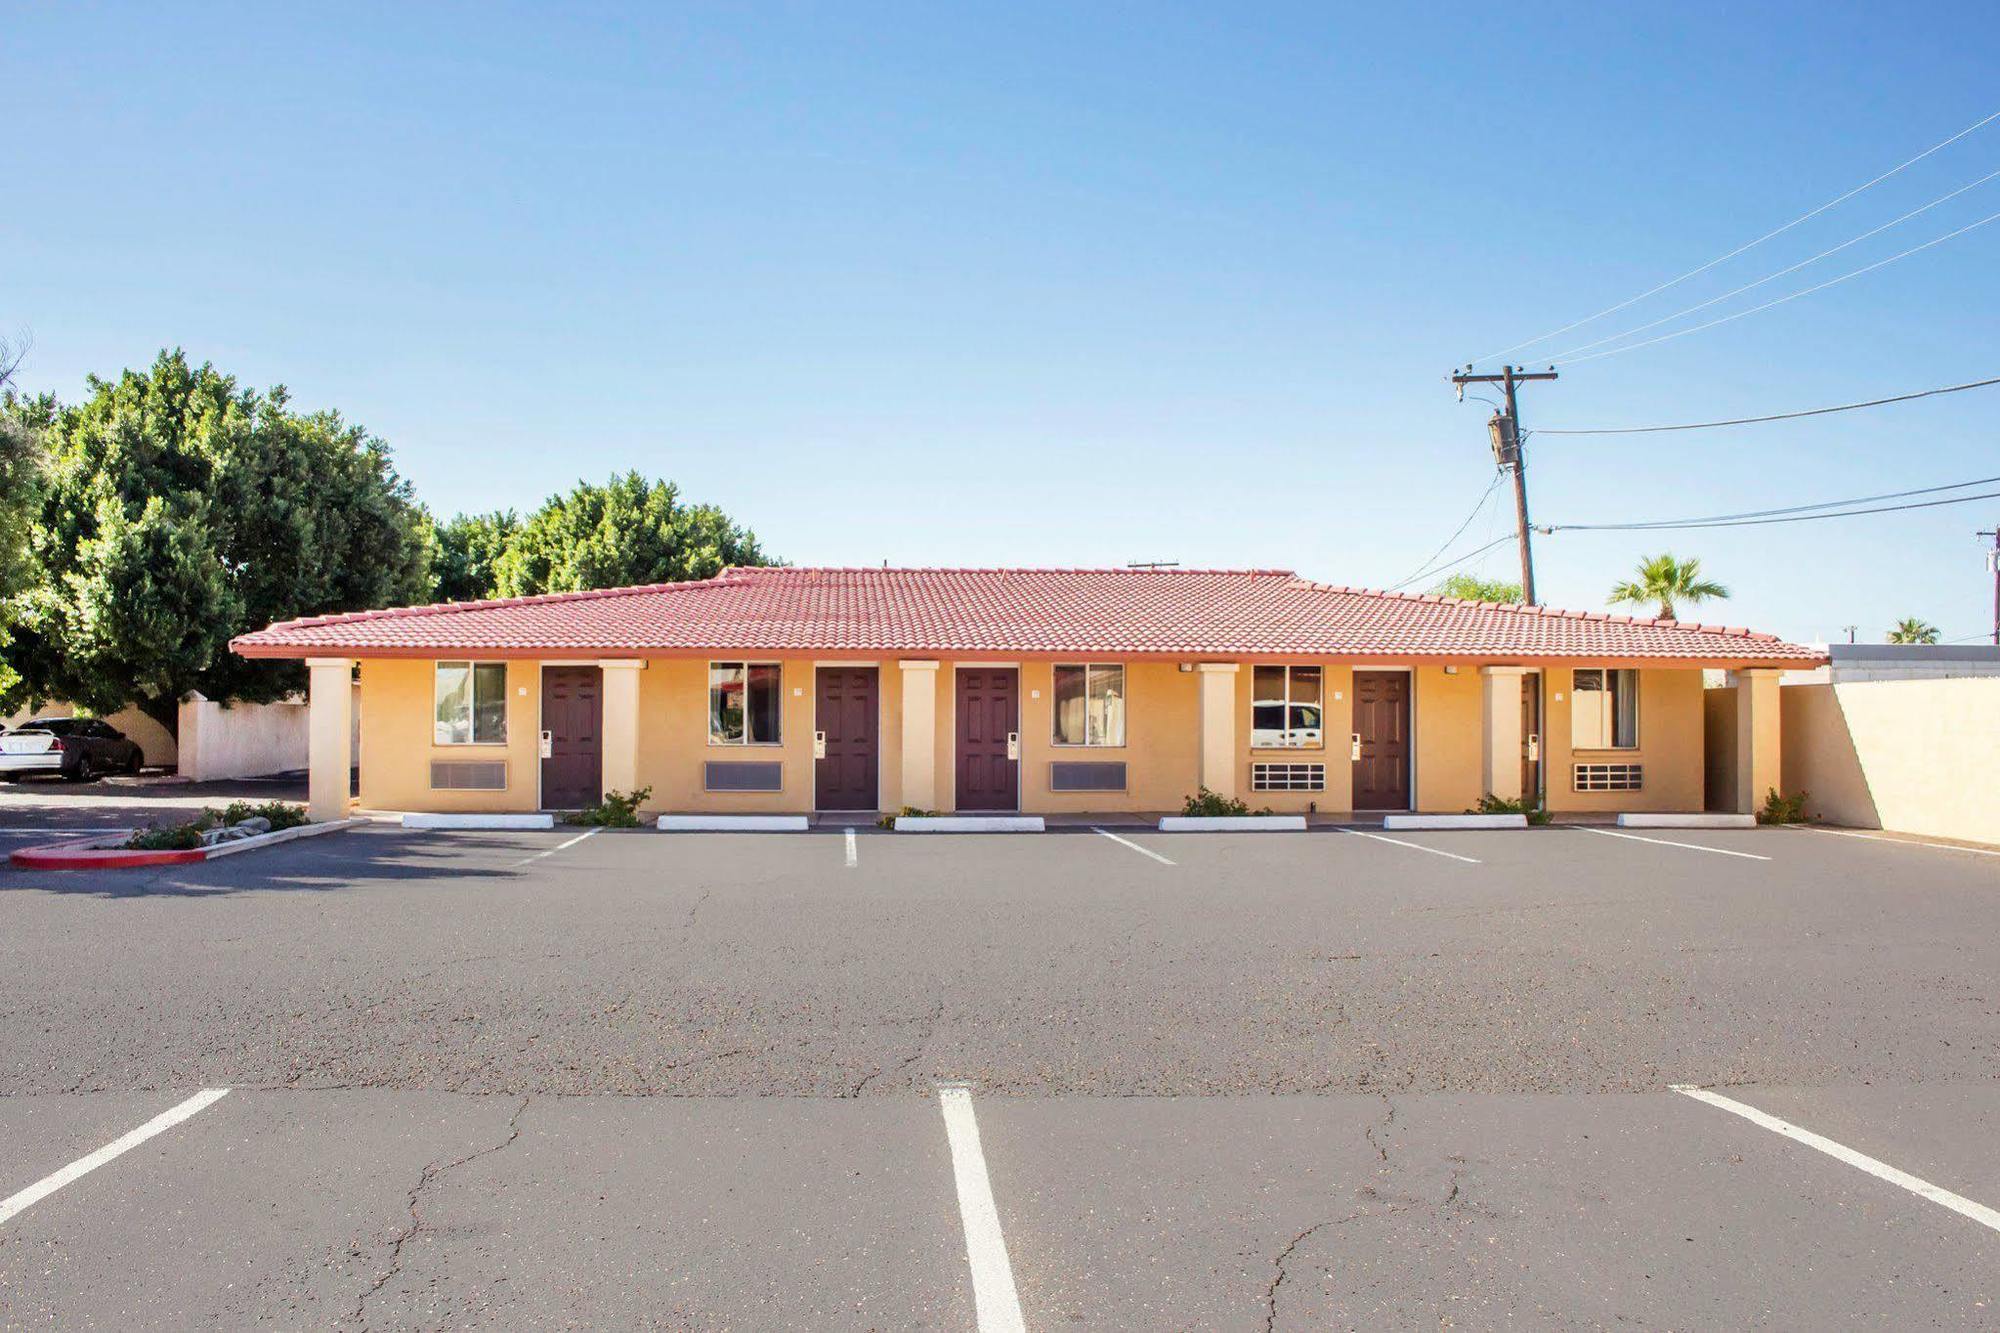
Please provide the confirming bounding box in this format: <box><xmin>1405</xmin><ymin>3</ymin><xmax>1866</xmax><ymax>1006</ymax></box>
<box><xmin>7</xmin><ymin>2</ymin><xmax>1998</xmax><ymax>644</ymax></box>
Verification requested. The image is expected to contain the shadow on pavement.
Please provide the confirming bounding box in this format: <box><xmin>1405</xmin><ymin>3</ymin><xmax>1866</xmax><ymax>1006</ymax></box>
<box><xmin>0</xmin><ymin>825</ymin><xmax>505</xmax><ymax>900</ymax></box>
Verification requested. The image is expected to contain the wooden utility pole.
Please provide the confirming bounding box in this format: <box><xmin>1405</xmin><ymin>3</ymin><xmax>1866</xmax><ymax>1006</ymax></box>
<box><xmin>1451</xmin><ymin>364</ymin><xmax>1558</xmax><ymax>604</ymax></box>
<box><xmin>1981</xmin><ymin>526</ymin><xmax>2000</xmax><ymax>645</ymax></box>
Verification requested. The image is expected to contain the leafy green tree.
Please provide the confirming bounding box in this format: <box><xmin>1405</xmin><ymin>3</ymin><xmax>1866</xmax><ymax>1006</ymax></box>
<box><xmin>430</xmin><ymin>509</ymin><xmax>520</xmax><ymax>602</ymax></box>
<box><xmin>0</xmin><ymin>337</ymin><xmax>48</xmax><ymax>697</ymax></box>
<box><xmin>493</xmin><ymin>471</ymin><xmax>770</xmax><ymax>597</ymax></box>
<box><xmin>1</xmin><ymin>349</ymin><xmax>432</xmax><ymax>733</ymax></box>
<box><xmin>1430</xmin><ymin>573</ymin><xmax>1523</xmax><ymax>603</ymax></box>
<box><xmin>1887</xmin><ymin>617</ymin><xmax>1940</xmax><ymax>644</ymax></box>
<box><xmin>1607</xmin><ymin>553</ymin><xmax>1729</xmax><ymax>621</ymax></box>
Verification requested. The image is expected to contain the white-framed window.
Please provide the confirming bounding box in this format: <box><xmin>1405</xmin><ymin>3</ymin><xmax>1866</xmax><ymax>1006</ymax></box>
<box><xmin>1052</xmin><ymin>664</ymin><xmax>1126</xmax><ymax>747</ymax></box>
<box><xmin>1571</xmin><ymin>668</ymin><xmax>1638</xmax><ymax>749</ymax></box>
<box><xmin>434</xmin><ymin>661</ymin><xmax>507</xmax><ymax>745</ymax></box>
<box><xmin>1251</xmin><ymin>665</ymin><xmax>1323</xmax><ymax>748</ymax></box>
<box><xmin>709</xmin><ymin>662</ymin><xmax>783</xmax><ymax>745</ymax></box>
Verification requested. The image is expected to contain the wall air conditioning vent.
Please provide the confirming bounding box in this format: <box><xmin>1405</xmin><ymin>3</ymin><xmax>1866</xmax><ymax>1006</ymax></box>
<box><xmin>431</xmin><ymin>760</ymin><xmax>507</xmax><ymax>791</ymax></box>
<box><xmin>1573</xmin><ymin>763</ymin><xmax>1642</xmax><ymax>792</ymax></box>
<box><xmin>1050</xmin><ymin>761</ymin><xmax>1126</xmax><ymax>792</ymax></box>
<box><xmin>1252</xmin><ymin>762</ymin><xmax>1325</xmax><ymax>792</ymax></box>
<box><xmin>705</xmin><ymin>761</ymin><xmax>784</xmax><ymax>793</ymax></box>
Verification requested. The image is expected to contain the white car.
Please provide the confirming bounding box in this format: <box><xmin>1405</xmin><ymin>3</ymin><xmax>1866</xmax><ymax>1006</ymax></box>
<box><xmin>0</xmin><ymin>718</ymin><xmax>145</xmax><ymax>782</ymax></box>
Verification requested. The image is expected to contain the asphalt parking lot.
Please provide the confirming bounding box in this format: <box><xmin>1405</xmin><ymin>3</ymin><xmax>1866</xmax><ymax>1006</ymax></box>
<box><xmin>2</xmin><ymin>821</ymin><xmax>1997</xmax><ymax>1327</ymax></box>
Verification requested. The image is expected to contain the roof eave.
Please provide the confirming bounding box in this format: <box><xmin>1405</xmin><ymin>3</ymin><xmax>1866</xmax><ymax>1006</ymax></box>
<box><xmin>230</xmin><ymin>641</ymin><xmax>1828</xmax><ymax>670</ymax></box>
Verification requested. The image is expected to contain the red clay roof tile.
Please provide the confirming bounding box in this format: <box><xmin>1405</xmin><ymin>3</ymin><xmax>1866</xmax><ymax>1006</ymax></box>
<box><xmin>229</xmin><ymin>567</ymin><xmax>1825</xmax><ymax>663</ymax></box>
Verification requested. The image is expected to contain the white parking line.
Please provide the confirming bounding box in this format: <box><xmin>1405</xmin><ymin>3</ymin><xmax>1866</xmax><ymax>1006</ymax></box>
<box><xmin>1672</xmin><ymin>1084</ymin><xmax>2000</xmax><ymax>1235</ymax></box>
<box><xmin>1340</xmin><ymin>827</ymin><xmax>1481</xmax><ymax>864</ymax></box>
<box><xmin>845</xmin><ymin>828</ymin><xmax>858</xmax><ymax>868</ymax></box>
<box><xmin>510</xmin><ymin>826</ymin><xmax>600</xmax><ymax>867</ymax></box>
<box><xmin>1580</xmin><ymin>826</ymin><xmax>1770</xmax><ymax>861</ymax></box>
<box><xmin>1792</xmin><ymin>825</ymin><xmax>2000</xmax><ymax>859</ymax></box>
<box><xmin>0</xmin><ymin>1088</ymin><xmax>230</xmax><ymax>1226</ymax></box>
<box><xmin>1093</xmin><ymin>827</ymin><xmax>1175</xmax><ymax>865</ymax></box>
<box><xmin>936</xmin><ymin>1084</ymin><xmax>1027</xmax><ymax>1333</ymax></box>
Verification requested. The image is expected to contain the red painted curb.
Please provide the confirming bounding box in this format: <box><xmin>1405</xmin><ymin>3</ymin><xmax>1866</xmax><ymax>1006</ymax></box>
<box><xmin>10</xmin><ymin>844</ymin><xmax>207</xmax><ymax>869</ymax></box>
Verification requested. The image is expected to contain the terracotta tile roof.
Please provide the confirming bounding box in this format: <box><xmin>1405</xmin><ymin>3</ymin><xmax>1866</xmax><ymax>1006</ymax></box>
<box><xmin>232</xmin><ymin>567</ymin><xmax>1825</xmax><ymax>665</ymax></box>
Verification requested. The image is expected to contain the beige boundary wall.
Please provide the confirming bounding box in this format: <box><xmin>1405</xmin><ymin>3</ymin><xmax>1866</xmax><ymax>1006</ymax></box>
<box><xmin>350</xmin><ymin>656</ymin><xmax>1718</xmax><ymax>817</ymax></box>
<box><xmin>5</xmin><ymin>692</ymin><xmax>359</xmax><ymax>780</ymax></box>
<box><xmin>177</xmin><ymin>693</ymin><xmax>313</xmax><ymax>782</ymax></box>
<box><xmin>1782</xmin><ymin>677</ymin><xmax>2000</xmax><ymax>845</ymax></box>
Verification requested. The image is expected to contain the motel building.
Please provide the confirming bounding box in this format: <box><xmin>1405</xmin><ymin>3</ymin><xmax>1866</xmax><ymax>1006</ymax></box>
<box><xmin>228</xmin><ymin>567</ymin><xmax>1825</xmax><ymax>824</ymax></box>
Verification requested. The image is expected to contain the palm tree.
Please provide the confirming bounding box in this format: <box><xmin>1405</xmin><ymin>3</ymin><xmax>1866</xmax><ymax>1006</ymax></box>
<box><xmin>1607</xmin><ymin>553</ymin><xmax>1729</xmax><ymax>621</ymax></box>
<box><xmin>1887</xmin><ymin>617</ymin><xmax>1940</xmax><ymax>644</ymax></box>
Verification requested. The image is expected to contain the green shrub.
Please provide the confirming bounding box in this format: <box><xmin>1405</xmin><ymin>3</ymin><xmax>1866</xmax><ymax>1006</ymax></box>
<box><xmin>1471</xmin><ymin>793</ymin><xmax>1552</xmax><ymax>826</ymax></box>
<box><xmin>879</xmin><ymin>805</ymin><xmax>937</xmax><ymax>828</ymax></box>
<box><xmin>565</xmin><ymin>787</ymin><xmax>653</xmax><ymax>827</ymax></box>
<box><xmin>126</xmin><ymin>815</ymin><xmax>217</xmax><ymax>850</ymax></box>
<box><xmin>1179</xmin><ymin>787</ymin><xmax>1274</xmax><ymax>818</ymax></box>
<box><xmin>218</xmin><ymin>800</ymin><xmax>310</xmax><ymax>831</ymax></box>
<box><xmin>1757</xmin><ymin>788</ymin><xmax>1811</xmax><ymax>825</ymax></box>
<box><xmin>124</xmin><ymin>800</ymin><xmax>312</xmax><ymax>849</ymax></box>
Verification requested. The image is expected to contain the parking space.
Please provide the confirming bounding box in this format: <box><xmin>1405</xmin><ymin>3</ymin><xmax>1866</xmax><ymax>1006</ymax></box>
<box><xmin>4</xmin><ymin>821</ymin><xmax>1998</xmax><ymax>1324</ymax></box>
<box><xmin>981</xmin><ymin>1088</ymin><xmax>1999</xmax><ymax>1327</ymax></box>
<box><xmin>3</xmin><ymin>1082</ymin><xmax>1996</xmax><ymax>1327</ymax></box>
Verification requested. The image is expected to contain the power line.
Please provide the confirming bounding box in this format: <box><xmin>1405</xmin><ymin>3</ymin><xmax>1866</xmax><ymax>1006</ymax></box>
<box><xmin>1389</xmin><ymin>470</ymin><xmax>1504</xmax><ymax>591</ymax></box>
<box><xmin>1539</xmin><ymin>165</ymin><xmax>2000</xmax><ymax>364</ymax></box>
<box><xmin>1546</xmin><ymin>483</ymin><xmax>2000</xmax><ymax>532</ymax></box>
<box><xmin>1553</xmin><ymin>203</ymin><xmax>2000</xmax><ymax>366</ymax></box>
<box><xmin>1554</xmin><ymin>475</ymin><xmax>2000</xmax><ymax>526</ymax></box>
<box><xmin>1471</xmin><ymin>106</ymin><xmax>2000</xmax><ymax>365</ymax></box>
<box><xmin>1387</xmin><ymin>532</ymin><xmax>1520</xmax><ymax>591</ymax></box>
<box><xmin>1537</xmin><ymin>373</ymin><xmax>2000</xmax><ymax>435</ymax></box>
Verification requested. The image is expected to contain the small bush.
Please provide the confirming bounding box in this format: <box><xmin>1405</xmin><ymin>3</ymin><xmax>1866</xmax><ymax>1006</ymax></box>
<box><xmin>565</xmin><ymin>787</ymin><xmax>653</xmax><ymax>827</ymax></box>
<box><xmin>1179</xmin><ymin>787</ymin><xmax>1274</xmax><ymax>818</ymax></box>
<box><xmin>1757</xmin><ymin>788</ymin><xmax>1812</xmax><ymax>825</ymax></box>
<box><xmin>124</xmin><ymin>800</ymin><xmax>312</xmax><ymax>849</ymax></box>
<box><xmin>125</xmin><ymin>818</ymin><xmax>213</xmax><ymax>851</ymax></box>
<box><xmin>1471</xmin><ymin>793</ymin><xmax>1552</xmax><ymax>826</ymax></box>
<box><xmin>879</xmin><ymin>805</ymin><xmax>937</xmax><ymax>828</ymax></box>
<box><xmin>219</xmin><ymin>800</ymin><xmax>310</xmax><ymax>831</ymax></box>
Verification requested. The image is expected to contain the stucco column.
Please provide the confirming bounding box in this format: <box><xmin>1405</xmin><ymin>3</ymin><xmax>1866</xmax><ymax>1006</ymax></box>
<box><xmin>1196</xmin><ymin>663</ymin><xmax>1239</xmax><ymax>799</ymax></box>
<box><xmin>597</xmin><ymin>659</ymin><xmax>646</xmax><ymax>797</ymax></box>
<box><xmin>306</xmin><ymin>657</ymin><xmax>354</xmax><ymax>823</ymax></box>
<box><xmin>1480</xmin><ymin>666</ymin><xmax>1528</xmax><ymax>803</ymax></box>
<box><xmin>899</xmin><ymin>660</ymin><xmax>940</xmax><ymax>810</ymax></box>
<box><xmin>1734</xmin><ymin>668</ymin><xmax>1783</xmax><ymax>816</ymax></box>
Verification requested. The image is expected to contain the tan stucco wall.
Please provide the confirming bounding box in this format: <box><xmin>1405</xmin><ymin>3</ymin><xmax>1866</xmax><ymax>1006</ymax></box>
<box><xmin>357</xmin><ymin>659</ymin><xmax>544</xmax><ymax>813</ymax></box>
<box><xmin>1414</xmin><ymin>667</ymin><xmax>1482</xmax><ymax>813</ymax></box>
<box><xmin>637</xmin><ymin>657</ymin><xmax>822</xmax><ymax>813</ymax></box>
<box><xmin>1540</xmin><ymin>667</ymin><xmax>1705</xmax><ymax>813</ymax></box>
<box><xmin>1236</xmin><ymin>663</ymin><xmax>1354</xmax><ymax>814</ymax></box>
<box><xmin>1782</xmin><ymin>678</ymin><xmax>2000</xmax><ymax>845</ymax></box>
<box><xmin>1014</xmin><ymin>660</ymin><xmax>1203</xmax><ymax>813</ymax></box>
<box><xmin>349</xmin><ymin>655</ymin><xmax>1716</xmax><ymax>817</ymax></box>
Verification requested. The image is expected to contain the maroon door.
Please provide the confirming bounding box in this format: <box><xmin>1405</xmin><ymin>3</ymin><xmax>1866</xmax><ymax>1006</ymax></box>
<box><xmin>955</xmin><ymin>668</ymin><xmax>1019</xmax><ymax>811</ymax></box>
<box><xmin>815</xmin><ymin>668</ymin><xmax>880</xmax><ymax>810</ymax></box>
<box><xmin>540</xmin><ymin>666</ymin><xmax>602</xmax><ymax>809</ymax></box>
<box><xmin>1351</xmin><ymin>670</ymin><xmax>1411</xmax><ymax>811</ymax></box>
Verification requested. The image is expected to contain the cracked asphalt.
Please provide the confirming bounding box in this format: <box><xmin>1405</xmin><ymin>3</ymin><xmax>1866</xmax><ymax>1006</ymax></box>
<box><xmin>1</xmin><ymin>821</ymin><xmax>1997</xmax><ymax>1326</ymax></box>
